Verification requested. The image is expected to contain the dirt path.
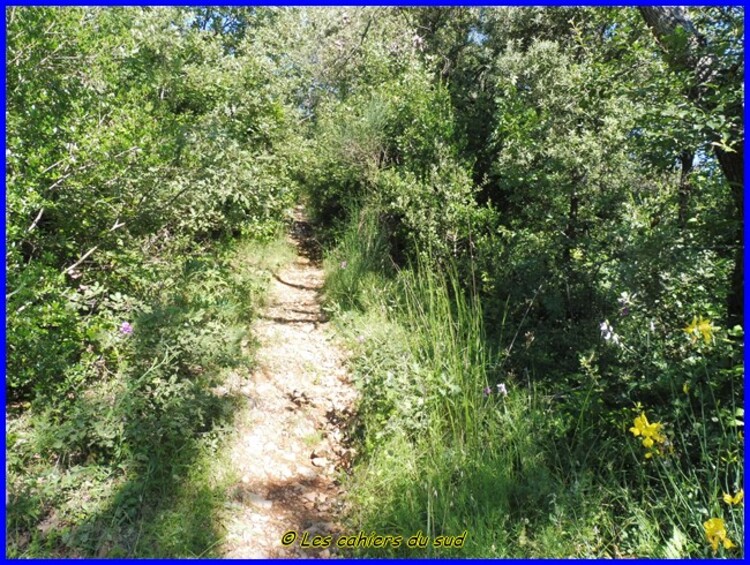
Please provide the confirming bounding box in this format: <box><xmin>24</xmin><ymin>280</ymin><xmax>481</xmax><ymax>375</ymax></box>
<box><xmin>219</xmin><ymin>207</ymin><xmax>357</xmax><ymax>558</ymax></box>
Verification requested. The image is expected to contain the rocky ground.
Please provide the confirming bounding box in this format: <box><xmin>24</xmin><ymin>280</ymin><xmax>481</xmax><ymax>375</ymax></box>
<box><xmin>219</xmin><ymin>208</ymin><xmax>358</xmax><ymax>558</ymax></box>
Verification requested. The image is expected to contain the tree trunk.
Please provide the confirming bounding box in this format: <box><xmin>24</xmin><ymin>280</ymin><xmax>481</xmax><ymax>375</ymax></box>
<box><xmin>639</xmin><ymin>6</ymin><xmax>743</xmax><ymax>325</ymax></box>
<box><xmin>716</xmin><ymin>137</ymin><xmax>744</xmax><ymax>327</ymax></box>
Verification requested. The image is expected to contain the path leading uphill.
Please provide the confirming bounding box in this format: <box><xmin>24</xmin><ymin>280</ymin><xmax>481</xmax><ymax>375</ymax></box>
<box><xmin>219</xmin><ymin>207</ymin><xmax>357</xmax><ymax>558</ymax></box>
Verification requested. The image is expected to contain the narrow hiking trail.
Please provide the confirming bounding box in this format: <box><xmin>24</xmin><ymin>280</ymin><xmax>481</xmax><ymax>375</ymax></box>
<box><xmin>220</xmin><ymin>207</ymin><xmax>358</xmax><ymax>558</ymax></box>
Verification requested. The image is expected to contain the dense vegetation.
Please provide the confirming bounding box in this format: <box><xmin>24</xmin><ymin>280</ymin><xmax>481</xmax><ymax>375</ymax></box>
<box><xmin>5</xmin><ymin>6</ymin><xmax>744</xmax><ymax>558</ymax></box>
<box><xmin>6</xmin><ymin>7</ymin><xmax>299</xmax><ymax>555</ymax></box>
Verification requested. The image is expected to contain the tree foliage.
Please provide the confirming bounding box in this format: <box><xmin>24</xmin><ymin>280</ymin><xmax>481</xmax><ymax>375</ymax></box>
<box><xmin>6</xmin><ymin>7</ymin><xmax>298</xmax><ymax>399</ymax></box>
<box><xmin>5</xmin><ymin>6</ymin><xmax>743</xmax><ymax>558</ymax></box>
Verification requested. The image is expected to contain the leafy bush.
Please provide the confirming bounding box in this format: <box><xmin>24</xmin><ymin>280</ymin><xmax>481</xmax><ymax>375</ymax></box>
<box><xmin>6</xmin><ymin>7</ymin><xmax>297</xmax><ymax>401</ymax></box>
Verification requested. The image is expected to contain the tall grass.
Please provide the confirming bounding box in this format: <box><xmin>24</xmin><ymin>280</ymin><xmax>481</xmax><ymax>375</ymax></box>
<box><xmin>322</xmin><ymin>206</ymin><xmax>394</xmax><ymax>313</ymax></box>
<box><xmin>324</xmin><ymin>206</ymin><xmax>744</xmax><ymax>558</ymax></box>
<box><xmin>324</xmin><ymin>210</ymin><xmax>577</xmax><ymax>555</ymax></box>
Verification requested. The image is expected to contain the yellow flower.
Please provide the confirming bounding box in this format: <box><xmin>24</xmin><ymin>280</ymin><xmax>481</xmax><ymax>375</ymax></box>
<box><xmin>629</xmin><ymin>413</ymin><xmax>648</xmax><ymax>437</ymax></box>
<box><xmin>684</xmin><ymin>316</ymin><xmax>715</xmax><ymax>344</ymax></box>
<box><xmin>684</xmin><ymin>316</ymin><xmax>699</xmax><ymax>341</ymax></box>
<box><xmin>629</xmin><ymin>412</ymin><xmax>666</xmax><ymax>443</ymax></box>
<box><xmin>723</xmin><ymin>489</ymin><xmax>744</xmax><ymax>506</ymax></box>
<box><xmin>704</xmin><ymin>518</ymin><xmax>735</xmax><ymax>552</ymax></box>
<box><xmin>629</xmin><ymin>412</ymin><xmax>667</xmax><ymax>457</ymax></box>
<box><xmin>683</xmin><ymin>382</ymin><xmax>690</xmax><ymax>394</ymax></box>
<box><xmin>697</xmin><ymin>317</ymin><xmax>715</xmax><ymax>344</ymax></box>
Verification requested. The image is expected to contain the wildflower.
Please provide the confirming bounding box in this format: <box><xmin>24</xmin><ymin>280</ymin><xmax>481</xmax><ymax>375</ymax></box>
<box><xmin>620</xmin><ymin>306</ymin><xmax>630</xmax><ymax>317</ymax></box>
<box><xmin>684</xmin><ymin>315</ymin><xmax>715</xmax><ymax>345</ymax></box>
<box><xmin>629</xmin><ymin>412</ymin><xmax>666</xmax><ymax>457</ymax></box>
<box><xmin>683</xmin><ymin>382</ymin><xmax>690</xmax><ymax>395</ymax></box>
<box><xmin>704</xmin><ymin>517</ymin><xmax>735</xmax><ymax>552</ymax></box>
<box><xmin>629</xmin><ymin>412</ymin><xmax>665</xmax><ymax>443</ymax></box>
<box><xmin>483</xmin><ymin>386</ymin><xmax>492</xmax><ymax>397</ymax></box>
<box><xmin>617</xmin><ymin>291</ymin><xmax>634</xmax><ymax>307</ymax></box>
<box><xmin>339</xmin><ymin>261</ymin><xmax>348</xmax><ymax>269</ymax></box>
<box><xmin>496</xmin><ymin>383</ymin><xmax>508</xmax><ymax>397</ymax></box>
<box><xmin>697</xmin><ymin>317</ymin><xmax>714</xmax><ymax>344</ymax></box>
<box><xmin>120</xmin><ymin>321</ymin><xmax>133</xmax><ymax>335</ymax></box>
<box><xmin>599</xmin><ymin>320</ymin><xmax>620</xmax><ymax>344</ymax></box>
<box><xmin>524</xmin><ymin>331</ymin><xmax>535</xmax><ymax>349</ymax></box>
<box><xmin>723</xmin><ymin>489</ymin><xmax>744</xmax><ymax>506</ymax></box>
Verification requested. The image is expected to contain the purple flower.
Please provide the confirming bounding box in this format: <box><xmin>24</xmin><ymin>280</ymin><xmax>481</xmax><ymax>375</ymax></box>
<box><xmin>120</xmin><ymin>321</ymin><xmax>133</xmax><ymax>335</ymax></box>
<box><xmin>497</xmin><ymin>383</ymin><xmax>508</xmax><ymax>397</ymax></box>
<box><xmin>483</xmin><ymin>386</ymin><xmax>492</xmax><ymax>397</ymax></box>
<box><xmin>620</xmin><ymin>306</ymin><xmax>630</xmax><ymax>317</ymax></box>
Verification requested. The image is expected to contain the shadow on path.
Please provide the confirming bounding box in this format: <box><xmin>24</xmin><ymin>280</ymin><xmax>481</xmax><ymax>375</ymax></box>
<box><xmin>289</xmin><ymin>215</ymin><xmax>323</xmax><ymax>264</ymax></box>
<box><xmin>273</xmin><ymin>273</ymin><xmax>319</xmax><ymax>291</ymax></box>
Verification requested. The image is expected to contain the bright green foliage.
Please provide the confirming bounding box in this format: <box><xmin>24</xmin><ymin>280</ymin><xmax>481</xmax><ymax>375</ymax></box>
<box><xmin>6</xmin><ymin>236</ymin><xmax>296</xmax><ymax>556</ymax></box>
<box><xmin>6</xmin><ymin>6</ymin><xmax>298</xmax><ymax>557</ymax></box>
<box><xmin>306</xmin><ymin>6</ymin><xmax>742</xmax><ymax>558</ymax></box>
<box><xmin>325</xmin><ymin>207</ymin><xmax>742</xmax><ymax>558</ymax></box>
<box><xmin>5</xmin><ymin>5</ymin><xmax>744</xmax><ymax>558</ymax></box>
<box><xmin>6</xmin><ymin>7</ymin><xmax>297</xmax><ymax>399</ymax></box>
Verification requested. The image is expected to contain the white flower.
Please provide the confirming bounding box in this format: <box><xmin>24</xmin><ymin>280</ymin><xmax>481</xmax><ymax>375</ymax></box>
<box><xmin>617</xmin><ymin>291</ymin><xmax>636</xmax><ymax>307</ymax></box>
<box><xmin>600</xmin><ymin>320</ymin><xmax>621</xmax><ymax>345</ymax></box>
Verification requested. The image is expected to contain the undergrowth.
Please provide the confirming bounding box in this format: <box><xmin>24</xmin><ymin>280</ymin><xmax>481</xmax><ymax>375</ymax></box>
<box><xmin>5</xmin><ymin>236</ymin><xmax>296</xmax><ymax>557</ymax></box>
<box><xmin>324</xmin><ymin>206</ymin><xmax>744</xmax><ymax>558</ymax></box>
